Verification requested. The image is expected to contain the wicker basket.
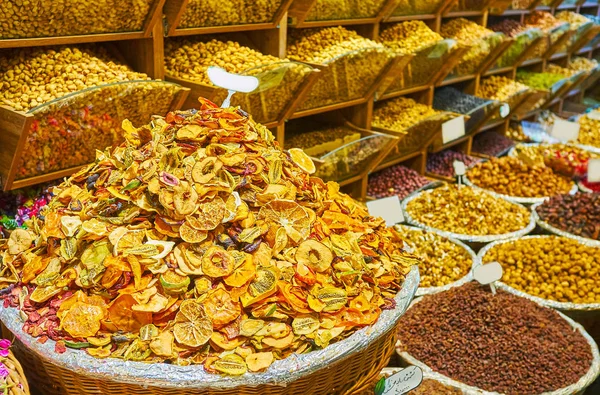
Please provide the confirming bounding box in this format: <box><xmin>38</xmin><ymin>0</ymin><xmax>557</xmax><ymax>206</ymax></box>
<box><xmin>4</xmin><ymin>266</ymin><xmax>419</xmax><ymax>395</ymax></box>
<box><xmin>0</xmin><ymin>342</ymin><xmax>29</xmax><ymax>395</ymax></box>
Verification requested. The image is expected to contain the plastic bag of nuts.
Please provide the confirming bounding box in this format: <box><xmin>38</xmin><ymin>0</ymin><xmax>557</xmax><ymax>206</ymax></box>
<box><xmin>397</xmin><ymin>282</ymin><xmax>600</xmax><ymax>395</ymax></box>
<box><xmin>395</xmin><ymin>225</ymin><xmax>474</xmax><ymax>295</ymax></box>
<box><xmin>403</xmin><ymin>184</ymin><xmax>534</xmax><ymax>243</ymax></box>
<box><xmin>466</xmin><ymin>157</ymin><xmax>576</xmax><ymax>203</ymax></box>
<box><xmin>0</xmin><ymin>0</ymin><xmax>154</xmax><ymax>39</ymax></box>
<box><xmin>178</xmin><ymin>0</ymin><xmax>283</xmax><ymax>28</ymax></box>
<box><xmin>287</xmin><ymin>27</ymin><xmax>393</xmax><ymax>111</ymax></box>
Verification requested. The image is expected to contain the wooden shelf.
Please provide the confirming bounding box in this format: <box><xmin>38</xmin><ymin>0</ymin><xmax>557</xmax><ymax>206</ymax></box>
<box><xmin>440</xmin><ymin>74</ymin><xmax>476</xmax><ymax>86</ymax></box>
<box><xmin>384</xmin><ymin>14</ymin><xmax>437</xmax><ymax>23</ymax></box>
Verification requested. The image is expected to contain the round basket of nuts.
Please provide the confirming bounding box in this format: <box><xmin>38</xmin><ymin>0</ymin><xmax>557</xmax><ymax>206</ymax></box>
<box><xmin>478</xmin><ymin>235</ymin><xmax>600</xmax><ymax>341</ymax></box>
<box><xmin>402</xmin><ymin>184</ymin><xmax>535</xmax><ymax>244</ymax></box>
<box><xmin>394</xmin><ymin>225</ymin><xmax>476</xmax><ymax>297</ymax></box>
<box><xmin>396</xmin><ymin>282</ymin><xmax>600</xmax><ymax>395</ymax></box>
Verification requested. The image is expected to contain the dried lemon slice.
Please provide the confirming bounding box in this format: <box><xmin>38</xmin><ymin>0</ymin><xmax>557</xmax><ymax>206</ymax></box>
<box><xmin>257</xmin><ymin>200</ymin><xmax>311</xmax><ymax>244</ymax></box>
<box><xmin>204</xmin><ymin>289</ymin><xmax>241</xmax><ymax>326</ymax></box>
<box><xmin>295</xmin><ymin>240</ymin><xmax>333</xmax><ymax>273</ymax></box>
<box><xmin>179</xmin><ymin>221</ymin><xmax>208</xmax><ymax>244</ymax></box>
<box><xmin>173</xmin><ymin>299</ymin><xmax>213</xmax><ymax>348</ymax></box>
<box><xmin>288</xmin><ymin>148</ymin><xmax>316</xmax><ymax>174</ymax></box>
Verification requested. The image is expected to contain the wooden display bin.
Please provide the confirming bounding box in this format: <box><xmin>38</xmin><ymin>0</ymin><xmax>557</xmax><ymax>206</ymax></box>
<box><xmin>288</xmin><ymin>0</ymin><xmax>398</xmax><ymax>27</ymax></box>
<box><xmin>376</xmin><ymin>40</ymin><xmax>470</xmax><ymax>100</ymax></box>
<box><xmin>166</xmin><ymin>61</ymin><xmax>320</xmax><ymax>128</ymax></box>
<box><xmin>384</xmin><ymin>0</ymin><xmax>454</xmax><ymax>20</ymax></box>
<box><xmin>492</xmin><ymin>29</ymin><xmax>544</xmax><ymax>70</ymax></box>
<box><xmin>373</xmin><ymin>112</ymin><xmax>460</xmax><ymax>167</ymax></box>
<box><xmin>568</xmin><ymin>25</ymin><xmax>600</xmax><ymax>54</ymax></box>
<box><xmin>164</xmin><ymin>0</ymin><xmax>293</xmax><ymax>36</ymax></box>
<box><xmin>0</xmin><ymin>0</ymin><xmax>165</xmax><ymax>48</ymax></box>
<box><xmin>291</xmin><ymin>50</ymin><xmax>407</xmax><ymax>118</ymax></box>
<box><xmin>446</xmin><ymin>34</ymin><xmax>513</xmax><ymax>79</ymax></box>
<box><xmin>310</xmin><ymin>123</ymin><xmax>399</xmax><ymax>185</ymax></box>
<box><xmin>0</xmin><ymin>81</ymin><xmax>189</xmax><ymax>191</ymax></box>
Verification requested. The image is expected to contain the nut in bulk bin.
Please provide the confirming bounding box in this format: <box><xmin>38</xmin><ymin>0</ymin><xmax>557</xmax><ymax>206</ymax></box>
<box><xmin>388</xmin><ymin>0</ymin><xmax>449</xmax><ymax>17</ymax></box>
<box><xmin>0</xmin><ymin>80</ymin><xmax>189</xmax><ymax>192</ymax></box>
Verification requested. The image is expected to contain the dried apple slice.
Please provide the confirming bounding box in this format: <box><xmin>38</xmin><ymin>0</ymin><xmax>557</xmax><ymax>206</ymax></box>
<box><xmin>295</xmin><ymin>240</ymin><xmax>333</xmax><ymax>273</ymax></box>
<box><xmin>201</xmin><ymin>246</ymin><xmax>235</xmax><ymax>278</ymax></box>
<box><xmin>204</xmin><ymin>289</ymin><xmax>241</xmax><ymax>326</ymax></box>
<box><xmin>246</xmin><ymin>352</ymin><xmax>274</xmax><ymax>372</ymax></box>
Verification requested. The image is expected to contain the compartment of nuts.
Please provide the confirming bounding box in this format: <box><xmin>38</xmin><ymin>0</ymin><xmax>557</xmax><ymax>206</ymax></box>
<box><xmin>433</xmin><ymin>87</ymin><xmax>502</xmax><ymax>135</ymax></box>
<box><xmin>372</xmin><ymin>97</ymin><xmax>459</xmax><ymax>161</ymax></box>
<box><xmin>535</xmin><ymin>193</ymin><xmax>600</xmax><ymax>245</ymax></box>
<box><xmin>525</xmin><ymin>12</ymin><xmax>571</xmax><ymax>58</ymax></box>
<box><xmin>367</xmin><ymin>165</ymin><xmax>433</xmax><ymax>200</ymax></box>
<box><xmin>465</xmin><ymin>157</ymin><xmax>576</xmax><ymax>204</ymax></box>
<box><xmin>378</xmin><ymin>22</ymin><xmax>461</xmax><ymax>95</ymax></box>
<box><xmin>175</xmin><ymin>0</ymin><xmax>288</xmax><ymax>30</ymax></box>
<box><xmin>403</xmin><ymin>184</ymin><xmax>534</xmax><ymax>242</ymax></box>
<box><xmin>390</xmin><ymin>0</ymin><xmax>447</xmax><ymax>16</ymax></box>
<box><xmin>441</xmin><ymin>19</ymin><xmax>506</xmax><ymax>76</ymax></box>
<box><xmin>577</xmin><ymin>110</ymin><xmax>600</xmax><ymax>150</ymax></box>
<box><xmin>489</xmin><ymin>20</ymin><xmax>543</xmax><ymax>69</ymax></box>
<box><xmin>0</xmin><ymin>45</ymin><xmax>187</xmax><ymax>191</ymax></box>
<box><xmin>0</xmin><ymin>0</ymin><xmax>159</xmax><ymax>39</ymax></box>
<box><xmin>395</xmin><ymin>225</ymin><xmax>475</xmax><ymax>295</ymax></box>
<box><xmin>477</xmin><ymin>76</ymin><xmax>532</xmax><ymax>120</ymax></box>
<box><xmin>287</xmin><ymin>27</ymin><xmax>396</xmax><ymax>113</ymax></box>
<box><xmin>302</xmin><ymin>0</ymin><xmax>391</xmax><ymax>22</ymax></box>
<box><xmin>426</xmin><ymin>150</ymin><xmax>482</xmax><ymax>180</ymax></box>
<box><xmin>480</xmin><ymin>236</ymin><xmax>600</xmax><ymax>306</ymax></box>
<box><xmin>164</xmin><ymin>37</ymin><xmax>317</xmax><ymax>126</ymax></box>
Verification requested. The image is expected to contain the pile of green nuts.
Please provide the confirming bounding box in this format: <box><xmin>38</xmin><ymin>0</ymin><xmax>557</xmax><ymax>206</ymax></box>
<box><xmin>483</xmin><ymin>236</ymin><xmax>600</xmax><ymax>304</ymax></box>
<box><xmin>405</xmin><ymin>184</ymin><xmax>531</xmax><ymax>236</ymax></box>
<box><xmin>467</xmin><ymin>157</ymin><xmax>575</xmax><ymax>198</ymax></box>
<box><xmin>516</xmin><ymin>71</ymin><xmax>566</xmax><ymax>91</ymax></box>
<box><xmin>288</xmin><ymin>27</ymin><xmax>391</xmax><ymax>110</ymax></box>
<box><xmin>395</xmin><ymin>226</ymin><xmax>472</xmax><ymax>288</ymax></box>
<box><xmin>373</xmin><ymin>97</ymin><xmax>440</xmax><ymax>132</ymax></box>
<box><xmin>0</xmin><ymin>45</ymin><xmax>149</xmax><ymax>111</ymax></box>
<box><xmin>379</xmin><ymin>21</ymin><xmax>443</xmax><ymax>54</ymax></box>
<box><xmin>179</xmin><ymin>0</ymin><xmax>282</xmax><ymax>28</ymax></box>
<box><xmin>165</xmin><ymin>38</ymin><xmax>283</xmax><ymax>85</ymax></box>
<box><xmin>477</xmin><ymin>76</ymin><xmax>529</xmax><ymax>101</ymax></box>
<box><xmin>0</xmin><ymin>0</ymin><xmax>153</xmax><ymax>39</ymax></box>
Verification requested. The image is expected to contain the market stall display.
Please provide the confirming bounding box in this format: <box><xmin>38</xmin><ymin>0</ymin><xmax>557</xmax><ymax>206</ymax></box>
<box><xmin>287</xmin><ymin>27</ymin><xmax>395</xmax><ymax>113</ymax></box>
<box><xmin>0</xmin><ymin>45</ymin><xmax>187</xmax><ymax>191</ymax></box>
<box><xmin>403</xmin><ymin>184</ymin><xmax>534</xmax><ymax>243</ymax></box>
<box><xmin>525</xmin><ymin>11</ymin><xmax>571</xmax><ymax>58</ymax></box>
<box><xmin>164</xmin><ymin>38</ymin><xmax>316</xmax><ymax>126</ymax></box>
<box><xmin>394</xmin><ymin>225</ymin><xmax>474</xmax><ymax>295</ymax></box>
<box><xmin>0</xmin><ymin>101</ymin><xmax>420</xmax><ymax>394</ymax></box>
<box><xmin>396</xmin><ymin>282</ymin><xmax>600</xmax><ymax>394</ymax></box>
<box><xmin>471</xmin><ymin>131</ymin><xmax>516</xmax><ymax>158</ymax></box>
<box><xmin>477</xmin><ymin>76</ymin><xmax>533</xmax><ymax>118</ymax></box>
<box><xmin>466</xmin><ymin>157</ymin><xmax>576</xmax><ymax>203</ymax></box>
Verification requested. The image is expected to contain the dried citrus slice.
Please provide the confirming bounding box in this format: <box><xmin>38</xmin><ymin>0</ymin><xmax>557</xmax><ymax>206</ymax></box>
<box><xmin>211</xmin><ymin>354</ymin><xmax>247</xmax><ymax>376</ymax></box>
<box><xmin>292</xmin><ymin>314</ymin><xmax>320</xmax><ymax>335</ymax></box>
<box><xmin>61</xmin><ymin>301</ymin><xmax>105</xmax><ymax>338</ymax></box>
<box><xmin>201</xmin><ymin>246</ymin><xmax>235</xmax><ymax>278</ymax></box>
<box><xmin>295</xmin><ymin>240</ymin><xmax>333</xmax><ymax>273</ymax></box>
<box><xmin>224</xmin><ymin>255</ymin><xmax>255</xmax><ymax>287</ymax></box>
<box><xmin>246</xmin><ymin>352</ymin><xmax>274</xmax><ymax>372</ymax></box>
<box><xmin>7</xmin><ymin>229</ymin><xmax>34</xmax><ymax>255</ymax></box>
<box><xmin>179</xmin><ymin>220</ymin><xmax>208</xmax><ymax>243</ymax></box>
<box><xmin>193</xmin><ymin>197</ymin><xmax>226</xmax><ymax>231</ymax></box>
<box><xmin>288</xmin><ymin>148</ymin><xmax>316</xmax><ymax>174</ymax></box>
<box><xmin>204</xmin><ymin>289</ymin><xmax>241</xmax><ymax>326</ymax></box>
<box><xmin>257</xmin><ymin>200</ymin><xmax>311</xmax><ymax>244</ymax></box>
<box><xmin>173</xmin><ymin>299</ymin><xmax>213</xmax><ymax>348</ymax></box>
<box><xmin>140</xmin><ymin>324</ymin><xmax>159</xmax><ymax>341</ymax></box>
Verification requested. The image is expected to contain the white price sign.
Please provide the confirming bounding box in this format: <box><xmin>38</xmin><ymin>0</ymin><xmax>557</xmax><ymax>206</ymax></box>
<box><xmin>453</xmin><ymin>160</ymin><xmax>466</xmax><ymax>177</ymax></box>
<box><xmin>375</xmin><ymin>366</ymin><xmax>423</xmax><ymax>395</ymax></box>
<box><xmin>588</xmin><ymin>158</ymin><xmax>600</xmax><ymax>183</ymax></box>
<box><xmin>442</xmin><ymin>116</ymin><xmax>466</xmax><ymax>144</ymax></box>
<box><xmin>499</xmin><ymin>103</ymin><xmax>510</xmax><ymax>118</ymax></box>
<box><xmin>474</xmin><ymin>261</ymin><xmax>503</xmax><ymax>295</ymax></box>
<box><xmin>367</xmin><ymin>196</ymin><xmax>405</xmax><ymax>227</ymax></box>
<box><xmin>549</xmin><ymin>119</ymin><xmax>580</xmax><ymax>142</ymax></box>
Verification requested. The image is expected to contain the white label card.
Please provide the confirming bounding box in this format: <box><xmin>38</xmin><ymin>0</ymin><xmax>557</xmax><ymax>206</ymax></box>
<box><xmin>367</xmin><ymin>196</ymin><xmax>405</xmax><ymax>227</ymax></box>
<box><xmin>550</xmin><ymin>119</ymin><xmax>580</xmax><ymax>142</ymax></box>
<box><xmin>453</xmin><ymin>160</ymin><xmax>466</xmax><ymax>177</ymax></box>
<box><xmin>474</xmin><ymin>262</ymin><xmax>503</xmax><ymax>285</ymax></box>
<box><xmin>500</xmin><ymin>103</ymin><xmax>510</xmax><ymax>118</ymax></box>
<box><xmin>587</xmin><ymin>111</ymin><xmax>600</xmax><ymax>121</ymax></box>
<box><xmin>588</xmin><ymin>158</ymin><xmax>600</xmax><ymax>183</ymax></box>
<box><xmin>376</xmin><ymin>366</ymin><xmax>423</xmax><ymax>395</ymax></box>
<box><xmin>442</xmin><ymin>116</ymin><xmax>466</xmax><ymax>144</ymax></box>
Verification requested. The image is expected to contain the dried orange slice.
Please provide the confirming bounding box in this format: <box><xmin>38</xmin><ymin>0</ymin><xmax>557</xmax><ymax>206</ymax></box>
<box><xmin>211</xmin><ymin>354</ymin><xmax>247</xmax><ymax>376</ymax></box>
<box><xmin>204</xmin><ymin>289</ymin><xmax>241</xmax><ymax>326</ymax></box>
<box><xmin>288</xmin><ymin>148</ymin><xmax>316</xmax><ymax>174</ymax></box>
<box><xmin>224</xmin><ymin>255</ymin><xmax>255</xmax><ymax>287</ymax></box>
<box><xmin>107</xmin><ymin>294</ymin><xmax>152</xmax><ymax>332</ymax></box>
<box><xmin>7</xmin><ymin>229</ymin><xmax>34</xmax><ymax>255</ymax></box>
<box><xmin>246</xmin><ymin>352</ymin><xmax>274</xmax><ymax>372</ymax></box>
<box><xmin>179</xmin><ymin>221</ymin><xmax>208</xmax><ymax>243</ymax></box>
<box><xmin>61</xmin><ymin>301</ymin><xmax>105</xmax><ymax>338</ymax></box>
<box><xmin>201</xmin><ymin>246</ymin><xmax>235</xmax><ymax>278</ymax></box>
<box><xmin>173</xmin><ymin>299</ymin><xmax>213</xmax><ymax>348</ymax></box>
<box><xmin>193</xmin><ymin>197</ymin><xmax>226</xmax><ymax>230</ymax></box>
<box><xmin>295</xmin><ymin>240</ymin><xmax>333</xmax><ymax>273</ymax></box>
<box><xmin>257</xmin><ymin>200</ymin><xmax>311</xmax><ymax>244</ymax></box>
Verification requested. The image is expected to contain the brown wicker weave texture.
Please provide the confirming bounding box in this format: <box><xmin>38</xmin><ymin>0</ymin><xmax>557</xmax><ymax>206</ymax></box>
<box><xmin>12</xmin><ymin>329</ymin><xmax>397</xmax><ymax>395</ymax></box>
